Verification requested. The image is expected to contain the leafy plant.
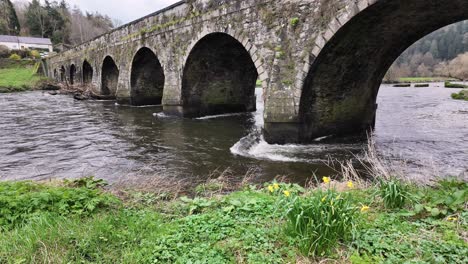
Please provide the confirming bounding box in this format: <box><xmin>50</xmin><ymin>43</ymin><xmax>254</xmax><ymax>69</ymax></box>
<box><xmin>0</xmin><ymin>181</ymin><xmax>118</xmax><ymax>229</ymax></box>
<box><xmin>413</xmin><ymin>179</ymin><xmax>467</xmax><ymax>218</ymax></box>
<box><xmin>8</xmin><ymin>53</ymin><xmax>21</xmax><ymax>60</ymax></box>
<box><xmin>284</xmin><ymin>188</ymin><xmax>358</xmax><ymax>257</ymax></box>
<box><xmin>290</xmin><ymin>17</ymin><xmax>300</xmax><ymax>27</ymax></box>
<box><xmin>180</xmin><ymin>196</ymin><xmax>215</xmax><ymax>214</ymax></box>
<box><xmin>64</xmin><ymin>176</ymin><xmax>108</xmax><ymax>189</ymax></box>
<box><xmin>378</xmin><ymin>178</ymin><xmax>411</xmax><ymax>209</ymax></box>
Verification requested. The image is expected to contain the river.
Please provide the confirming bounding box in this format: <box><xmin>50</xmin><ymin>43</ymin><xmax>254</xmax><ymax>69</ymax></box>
<box><xmin>0</xmin><ymin>83</ymin><xmax>467</xmax><ymax>186</ymax></box>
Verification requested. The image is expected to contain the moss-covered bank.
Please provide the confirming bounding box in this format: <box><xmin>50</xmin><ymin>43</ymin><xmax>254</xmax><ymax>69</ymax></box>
<box><xmin>0</xmin><ymin>177</ymin><xmax>466</xmax><ymax>263</ymax></box>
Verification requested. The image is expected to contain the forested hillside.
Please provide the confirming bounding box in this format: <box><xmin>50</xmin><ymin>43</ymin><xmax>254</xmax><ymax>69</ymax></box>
<box><xmin>0</xmin><ymin>0</ymin><xmax>20</xmax><ymax>35</ymax></box>
<box><xmin>0</xmin><ymin>0</ymin><xmax>114</xmax><ymax>47</ymax></box>
<box><xmin>387</xmin><ymin>21</ymin><xmax>468</xmax><ymax>80</ymax></box>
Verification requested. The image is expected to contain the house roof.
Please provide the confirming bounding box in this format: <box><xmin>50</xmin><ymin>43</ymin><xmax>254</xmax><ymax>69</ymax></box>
<box><xmin>0</xmin><ymin>35</ymin><xmax>52</xmax><ymax>45</ymax></box>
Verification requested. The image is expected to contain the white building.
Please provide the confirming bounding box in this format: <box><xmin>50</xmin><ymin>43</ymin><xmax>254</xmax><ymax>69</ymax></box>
<box><xmin>0</xmin><ymin>35</ymin><xmax>53</xmax><ymax>52</ymax></box>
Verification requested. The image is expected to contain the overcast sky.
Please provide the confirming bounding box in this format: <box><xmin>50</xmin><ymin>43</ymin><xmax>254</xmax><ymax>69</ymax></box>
<box><xmin>22</xmin><ymin>0</ymin><xmax>182</xmax><ymax>24</ymax></box>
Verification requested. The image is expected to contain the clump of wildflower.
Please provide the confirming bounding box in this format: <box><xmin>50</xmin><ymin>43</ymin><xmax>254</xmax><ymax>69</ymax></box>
<box><xmin>273</xmin><ymin>183</ymin><xmax>280</xmax><ymax>190</ymax></box>
<box><xmin>347</xmin><ymin>181</ymin><xmax>354</xmax><ymax>189</ymax></box>
<box><xmin>268</xmin><ymin>185</ymin><xmax>274</xmax><ymax>193</ymax></box>
<box><xmin>447</xmin><ymin>217</ymin><xmax>458</xmax><ymax>222</ymax></box>
<box><xmin>323</xmin><ymin>177</ymin><xmax>331</xmax><ymax>184</ymax></box>
<box><xmin>283</xmin><ymin>190</ymin><xmax>291</xmax><ymax>197</ymax></box>
<box><xmin>360</xmin><ymin>205</ymin><xmax>370</xmax><ymax>212</ymax></box>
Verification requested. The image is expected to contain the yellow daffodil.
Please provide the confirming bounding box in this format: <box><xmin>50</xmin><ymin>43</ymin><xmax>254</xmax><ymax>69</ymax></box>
<box><xmin>273</xmin><ymin>183</ymin><xmax>280</xmax><ymax>190</ymax></box>
<box><xmin>360</xmin><ymin>205</ymin><xmax>370</xmax><ymax>212</ymax></box>
<box><xmin>347</xmin><ymin>181</ymin><xmax>354</xmax><ymax>189</ymax></box>
<box><xmin>323</xmin><ymin>177</ymin><xmax>331</xmax><ymax>184</ymax></box>
<box><xmin>268</xmin><ymin>185</ymin><xmax>274</xmax><ymax>193</ymax></box>
<box><xmin>283</xmin><ymin>190</ymin><xmax>291</xmax><ymax>197</ymax></box>
<box><xmin>447</xmin><ymin>217</ymin><xmax>458</xmax><ymax>221</ymax></box>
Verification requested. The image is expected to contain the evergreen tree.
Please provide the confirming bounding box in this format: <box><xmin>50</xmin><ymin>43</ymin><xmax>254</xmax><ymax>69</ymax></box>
<box><xmin>0</xmin><ymin>0</ymin><xmax>20</xmax><ymax>35</ymax></box>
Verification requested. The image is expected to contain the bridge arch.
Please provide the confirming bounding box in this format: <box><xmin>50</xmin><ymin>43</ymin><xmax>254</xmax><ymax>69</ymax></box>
<box><xmin>298</xmin><ymin>0</ymin><xmax>468</xmax><ymax>142</ymax></box>
<box><xmin>82</xmin><ymin>60</ymin><xmax>93</xmax><ymax>85</ymax></box>
<box><xmin>130</xmin><ymin>47</ymin><xmax>165</xmax><ymax>106</ymax></box>
<box><xmin>60</xmin><ymin>66</ymin><xmax>66</xmax><ymax>83</ymax></box>
<box><xmin>101</xmin><ymin>55</ymin><xmax>119</xmax><ymax>97</ymax></box>
<box><xmin>181</xmin><ymin>31</ymin><xmax>261</xmax><ymax>117</ymax></box>
<box><xmin>69</xmin><ymin>64</ymin><xmax>76</xmax><ymax>85</ymax></box>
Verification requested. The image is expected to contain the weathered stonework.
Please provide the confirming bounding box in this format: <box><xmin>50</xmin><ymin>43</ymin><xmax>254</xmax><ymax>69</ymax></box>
<box><xmin>44</xmin><ymin>0</ymin><xmax>468</xmax><ymax>144</ymax></box>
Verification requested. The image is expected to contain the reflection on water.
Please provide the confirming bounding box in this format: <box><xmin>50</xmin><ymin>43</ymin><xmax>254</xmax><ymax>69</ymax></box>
<box><xmin>0</xmin><ymin>83</ymin><xmax>466</xmax><ymax>185</ymax></box>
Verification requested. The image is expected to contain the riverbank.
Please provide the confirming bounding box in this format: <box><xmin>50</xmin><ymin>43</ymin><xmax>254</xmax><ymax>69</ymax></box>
<box><xmin>0</xmin><ymin>59</ymin><xmax>46</xmax><ymax>93</ymax></box>
<box><xmin>385</xmin><ymin>77</ymin><xmax>459</xmax><ymax>84</ymax></box>
<box><xmin>0</xmin><ymin>176</ymin><xmax>466</xmax><ymax>263</ymax></box>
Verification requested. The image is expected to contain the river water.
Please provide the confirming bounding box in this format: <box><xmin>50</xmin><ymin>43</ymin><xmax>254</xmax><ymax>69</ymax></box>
<box><xmin>0</xmin><ymin>83</ymin><xmax>467</xmax><ymax>185</ymax></box>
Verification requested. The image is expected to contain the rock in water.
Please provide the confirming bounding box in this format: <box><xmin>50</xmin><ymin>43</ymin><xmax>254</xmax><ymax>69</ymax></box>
<box><xmin>73</xmin><ymin>93</ymin><xmax>88</xmax><ymax>101</ymax></box>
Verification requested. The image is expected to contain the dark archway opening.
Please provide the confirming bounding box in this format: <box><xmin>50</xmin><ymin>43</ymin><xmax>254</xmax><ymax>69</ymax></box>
<box><xmin>101</xmin><ymin>56</ymin><xmax>119</xmax><ymax>97</ymax></box>
<box><xmin>130</xmin><ymin>47</ymin><xmax>165</xmax><ymax>106</ymax></box>
<box><xmin>182</xmin><ymin>33</ymin><xmax>258</xmax><ymax>117</ymax></box>
<box><xmin>83</xmin><ymin>60</ymin><xmax>93</xmax><ymax>85</ymax></box>
<box><xmin>298</xmin><ymin>0</ymin><xmax>468</xmax><ymax>143</ymax></box>
<box><xmin>60</xmin><ymin>66</ymin><xmax>65</xmax><ymax>82</ymax></box>
<box><xmin>69</xmin><ymin>64</ymin><xmax>76</xmax><ymax>85</ymax></box>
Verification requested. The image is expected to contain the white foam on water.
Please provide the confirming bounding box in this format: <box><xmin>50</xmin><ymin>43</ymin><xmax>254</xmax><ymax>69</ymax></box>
<box><xmin>195</xmin><ymin>112</ymin><xmax>244</xmax><ymax>120</ymax></box>
<box><xmin>229</xmin><ymin>88</ymin><xmax>313</xmax><ymax>163</ymax></box>
<box><xmin>154</xmin><ymin>112</ymin><xmax>170</xmax><ymax>118</ymax></box>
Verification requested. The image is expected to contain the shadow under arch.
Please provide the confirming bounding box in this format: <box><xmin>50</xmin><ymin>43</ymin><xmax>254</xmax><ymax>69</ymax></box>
<box><xmin>60</xmin><ymin>66</ymin><xmax>66</xmax><ymax>83</ymax></box>
<box><xmin>181</xmin><ymin>32</ymin><xmax>258</xmax><ymax>118</ymax></box>
<box><xmin>69</xmin><ymin>64</ymin><xmax>76</xmax><ymax>85</ymax></box>
<box><xmin>82</xmin><ymin>60</ymin><xmax>93</xmax><ymax>85</ymax></box>
<box><xmin>130</xmin><ymin>47</ymin><xmax>165</xmax><ymax>106</ymax></box>
<box><xmin>299</xmin><ymin>0</ymin><xmax>468</xmax><ymax>143</ymax></box>
<box><xmin>101</xmin><ymin>56</ymin><xmax>119</xmax><ymax>97</ymax></box>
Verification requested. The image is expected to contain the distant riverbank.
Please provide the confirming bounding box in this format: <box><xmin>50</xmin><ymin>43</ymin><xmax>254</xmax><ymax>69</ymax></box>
<box><xmin>384</xmin><ymin>76</ymin><xmax>460</xmax><ymax>84</ymax></box>
<box><xmin>0</xmin><ymin>59</ymin><xmax>46</xmax><ymax>93</ymax></box>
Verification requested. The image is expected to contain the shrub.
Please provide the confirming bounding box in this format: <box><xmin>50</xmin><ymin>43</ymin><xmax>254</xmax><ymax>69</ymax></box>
<box><xmin>445</xmin><ymin>81</ymin><xmax>468</xmax><ymax>88</ymax></box>
<box><xmin>29</xmin><ymin>50</ymin><xmax>41</xmax><ymax>59</ymax></box>
<box><xmin>8</xmin><ymin>53</ymin><xmax>21</xmax><ymax>60</ymax></box>
<box><xmin>285</xmin><ymin>188</ymin><xmax>358</xmax><ymax>257</ymax></box>
<box><xmin>0</xmin><ymin>45</ymin><xmax>10</xmax><ymax>58</ymax></box>
<box><xmin>378</xmin><ymin>178</ymin><xmax>411</xmax><ymax>209</ymax></box>
<box><xmin>451</xmin><ymin>90</ymin><xmax>468</xmax><ymax>100</ymax></box>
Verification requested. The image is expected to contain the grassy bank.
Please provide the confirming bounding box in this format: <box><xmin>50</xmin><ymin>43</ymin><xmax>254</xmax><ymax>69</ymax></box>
<box><xmin>0</xmin><ymin>177</ymin><xmax>466</xmax><ymax>263</ymax></box>
<box><xmin>0</xmin><ymin>60</ymin><xmax>45</xmax><ymax>93</ymax></box>
<box><xmin>397</xmin><ymin>77</ymin><xmax>458</xmax><ymax>83</ymax></box>
<box><xmin>445</xmin><ymin>81</ymin><xmax>468</xmax><ymax>89</ymax></box>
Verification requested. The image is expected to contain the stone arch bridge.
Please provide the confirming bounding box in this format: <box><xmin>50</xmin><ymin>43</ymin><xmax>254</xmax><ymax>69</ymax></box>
<box><xmin>44</xmin><ymin>0</ymin><xmax>468</xmax><ymax>144</ymax></box>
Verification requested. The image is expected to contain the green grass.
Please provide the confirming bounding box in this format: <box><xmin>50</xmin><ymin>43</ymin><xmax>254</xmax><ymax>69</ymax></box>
<box><xmin>0</xmin><ymin>178</ymin><xmax>466</xmax><ymax>263</ymax></box>
<box><xmin>398</xmin><ymin>77</ymin><xmax>458</xmax><ymax>83</ymax></box>
<box><xmin>0</xmin><ymin>66</ymin><xmax>44</xmax><ymax>93</ymax></box>
<box><xmin>452</xmin><ymin>90</ymin><xmax>468</xmax><ymax>101</ymax></box>
<box><xmin>445</xmin><ymin>81</ymin><xmax>468</xmax><ymax>89</ymax></box>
